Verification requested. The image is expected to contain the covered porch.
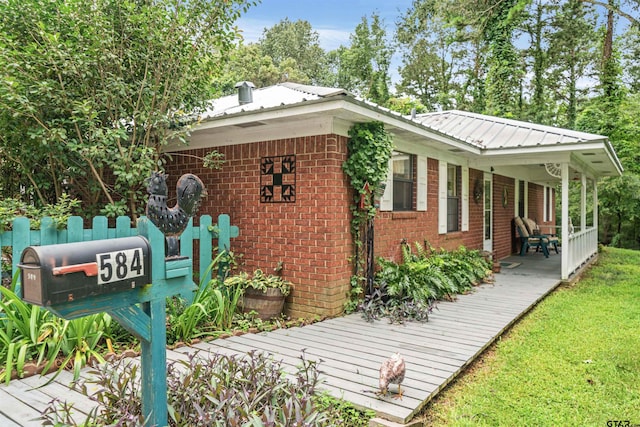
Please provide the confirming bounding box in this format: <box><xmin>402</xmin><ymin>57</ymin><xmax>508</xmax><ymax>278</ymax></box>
<box><xmin>416</xmin><ymin>110</ymin><xmax>623</xmax><ymax>281</ymax></box>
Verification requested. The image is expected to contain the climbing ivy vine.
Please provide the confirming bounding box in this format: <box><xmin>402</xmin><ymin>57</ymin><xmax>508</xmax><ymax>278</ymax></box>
<box><xmin>342</xmin><ymin>121</ymin><xmax>393</xmax><ymax>311</ymax></box>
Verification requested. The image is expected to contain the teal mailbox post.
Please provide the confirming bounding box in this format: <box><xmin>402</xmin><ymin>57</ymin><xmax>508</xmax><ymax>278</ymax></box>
<box><xmin>16</xmin><ymin>173</ymin><xmax>220</xmax><ymax>426</ymax></box>
<box><xmin>19</xmin><ymin>218</ymin><xmax>197</xmax><ymax>426</ymax></box>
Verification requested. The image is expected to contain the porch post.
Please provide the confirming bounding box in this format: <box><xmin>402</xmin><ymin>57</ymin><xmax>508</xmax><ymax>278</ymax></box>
<box><xmin>593</xmin><ymin>178</ymin><xmax>598</xmax><ymax>236</ymax></box>
<box><xmin>581</xmin><ymin>173</ymin><xmax>587</xmax><ymax>232</ymax></box>
<box><xmin>561</xmin><ymin>163</ymin><xmax>570</xmax><ymax>280</ymax></box>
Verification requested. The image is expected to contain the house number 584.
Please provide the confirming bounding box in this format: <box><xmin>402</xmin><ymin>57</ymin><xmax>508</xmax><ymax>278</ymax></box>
<box><xmin>96</xmin><ymin>248</ymin><xmax>144</xmax><ymax>285</ymax></box>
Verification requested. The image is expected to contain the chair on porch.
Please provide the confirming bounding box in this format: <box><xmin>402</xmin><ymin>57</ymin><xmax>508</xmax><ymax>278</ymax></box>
<box><xmin>514</xmin><ymin>216</ymin><xmax>550</xmax><ymax>258</ymax></box>
<box><xmin>522</xmin><ymin>217</ymin><xmax>559</xmax><ymax>254</ymax></box>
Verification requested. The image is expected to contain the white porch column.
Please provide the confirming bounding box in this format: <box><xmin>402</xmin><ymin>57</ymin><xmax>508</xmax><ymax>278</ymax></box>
<box><xmin>593</xmin><ymin>178</ymin><xmax>598</xmax><ymax>235</ymax></box>
<box><xmin>561</xmin><ymin>163</ymin><xmax>570</xmax><ymax>280</ymax></box>
<box><xmin>581</xmin><ymin>173</ymin><xmax>587</xmax><ymax>231</ymax></box>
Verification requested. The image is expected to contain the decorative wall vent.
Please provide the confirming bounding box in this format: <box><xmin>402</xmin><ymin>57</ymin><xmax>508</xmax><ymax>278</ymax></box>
<box><xmin>260</xmin><ymin>155</ymin><xmax>296</xmax><ymax>203</ymax></box>
<box><xmin>544</xmin><ymin>163</ymin><xmax>562</xmax><ymax>178</ymax></box>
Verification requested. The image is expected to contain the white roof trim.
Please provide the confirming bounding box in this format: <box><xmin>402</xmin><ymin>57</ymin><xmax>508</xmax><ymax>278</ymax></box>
<box><xmin>182</xmin><ymin>84</ymin><xmax>623</xmax><ymax>178</ymax></box>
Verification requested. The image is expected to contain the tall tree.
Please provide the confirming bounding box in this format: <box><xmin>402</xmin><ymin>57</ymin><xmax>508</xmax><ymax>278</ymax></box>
<box><xmin>332</xmin><ymin>13</ymin><xmax>393</xmax><ymax>104</ymax></box>
<box><xmin>547</xmin><ymin>0</ymin><xmax>599</xmax><ymax>127</ymax></box>
<box><xmin>258</xmin><ymin>18</ymin><xmax>328</xmax><ymax>85</ymax></box>
<box><xmin>214</xmin><ymin>43</ymin><xmax>310</xmax><ymax>94</ymax></box>
<box><xmin>482</xmin><ymin>0</ymin><xmax>526</xmax><ymax>116</ymax></box>
<box><xmin>352</xmin><ymin>13</ymin><xmax>393</xmax><ymax>104</ymax></box>
<box><xmin>395</xmin><ymin>0</ymin><xmax>472</xmax><ymax>110</ymax></box>
<box><xmin>620</xmin><ymin>26</ymin><xmax>640</xmax><ymax>93</ymax></box>
<box><xmin>0</xmin><ymin>0</ymin><xmax>252</xmax><ymax>217</ymax></box>
<box><xmin>519</xmin><ymin>0</ymin><xmax>553</xmax><ymax>123</ymax></box>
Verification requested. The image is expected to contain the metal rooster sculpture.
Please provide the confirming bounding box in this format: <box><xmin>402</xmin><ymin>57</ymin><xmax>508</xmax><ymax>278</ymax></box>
<box><xmin>379</xmin><ymin>352</ymin><xmax>406</xmax><ymax>400</ymax></box>
<box><xmin>146</xmin><ymin>172</ymin><xmax>205</xmax><ymax>257</ymax></box>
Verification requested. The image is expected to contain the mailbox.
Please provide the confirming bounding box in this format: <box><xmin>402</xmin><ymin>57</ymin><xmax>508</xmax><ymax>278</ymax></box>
<box><xmin>19</xmin><ymin>236</ymin><xmax>151</xmax><ymax>307</ymax></box>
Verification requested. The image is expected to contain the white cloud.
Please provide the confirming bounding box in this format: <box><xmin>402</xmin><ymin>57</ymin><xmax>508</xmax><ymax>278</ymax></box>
<box><xmin>237</xmin><ymin>18</ymin><xmax>350</xmax><ymax>51</ymax></box>
<box><xmin>316</xmin><ymin>28</ymin><xmax>351</xmax><ymax>51</ymax></box>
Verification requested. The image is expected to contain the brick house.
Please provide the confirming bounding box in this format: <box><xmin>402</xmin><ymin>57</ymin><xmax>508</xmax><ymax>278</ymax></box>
<box><xmin>164</xmin><ymin>82</ymin><xmax>623</xmax><ymax>319</ymax></box>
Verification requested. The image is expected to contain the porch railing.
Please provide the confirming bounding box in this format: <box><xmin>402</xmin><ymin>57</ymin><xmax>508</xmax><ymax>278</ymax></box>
<box><xmin>564</xmin><ymin>226</ymin><xmax>598</xmax><ymax>279</ymax></box>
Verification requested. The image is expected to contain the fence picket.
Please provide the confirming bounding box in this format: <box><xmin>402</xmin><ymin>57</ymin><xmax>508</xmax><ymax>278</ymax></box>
<box><xmin>199</xmin><ymin>215</ymin><xmax>214</xmax><ymax>285</ymax></box>
<box><xmin>92</xmin><ymin>216</ymin><xmax>109</xmax><ymax>240</ymax></box>
<box><xmin>180</xmin><ymin>218</ymin><xmax>194</xmax><ymax>259</ymax></box>
<box><xmin>1</xmin><ymin>214</ymin><xmax>237</xmax><ymax>291</ymax></box>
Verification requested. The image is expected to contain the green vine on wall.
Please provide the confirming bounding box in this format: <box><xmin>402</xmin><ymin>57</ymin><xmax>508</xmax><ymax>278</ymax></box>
<box><xmin>342</xmin><ymin>121</ymin><xmax>393</xmax><ymax>312</ymax></box>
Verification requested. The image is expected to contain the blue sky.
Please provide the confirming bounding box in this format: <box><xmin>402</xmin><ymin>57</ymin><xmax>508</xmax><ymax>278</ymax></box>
<box><xmin>237</xmin><ymin>0</ymin><xmax>414</xmax><ymax>51</ymax></box>
<box><xmin>236</xmin><ymin>0</ymin><xmax>414</xmax><ymax>84</ymax></box>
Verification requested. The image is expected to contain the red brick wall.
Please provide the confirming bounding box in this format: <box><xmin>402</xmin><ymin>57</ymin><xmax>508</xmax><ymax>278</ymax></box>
<box><xmin>165</xmin><ymin>135</ymin><xmax>353</xmax><ymax>319</ymax></box>
<box><xmin>166</xmin><ymin>137</ymin><xmax>550</xmax><ymax>317</ymax></box>
<box><xmin>375</xmin><ymin>160</ymin><xmax>484</xmax><ymax>263</ymax></box>
<box><xmin>492</xmin><ymin>175</ymin><xmax>515</xmax><ymax>260</ymax></box>
<box><xmin>528</xmin><ymin>183</ymin><xmax>556</xmax><ymax>232</ymax></box>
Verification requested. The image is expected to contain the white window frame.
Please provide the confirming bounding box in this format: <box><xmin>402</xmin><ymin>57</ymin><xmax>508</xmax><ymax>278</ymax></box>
<box><xmin>379</xmin><ymin>154</ymin><xmax>428</xmax><ymax>212</ymax></box>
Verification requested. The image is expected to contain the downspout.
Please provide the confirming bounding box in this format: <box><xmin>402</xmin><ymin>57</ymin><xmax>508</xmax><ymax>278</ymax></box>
<box><xmin>561</xmin><ymin>163</ymin><xmax>570</xmax><ymax>280</ymax></box>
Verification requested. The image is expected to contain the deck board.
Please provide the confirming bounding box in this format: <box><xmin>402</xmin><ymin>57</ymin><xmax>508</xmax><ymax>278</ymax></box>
<box><xmin>0</xmin><ymin>254</ymin><xmax>564</xmax><ymax>425</ymax></box>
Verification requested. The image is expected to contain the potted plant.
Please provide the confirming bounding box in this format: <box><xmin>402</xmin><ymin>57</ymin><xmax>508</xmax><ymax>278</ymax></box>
<box><xmin>224</xmin><ymin>269</ymin><xmax>291</xmax><ymax>320</ymax></box>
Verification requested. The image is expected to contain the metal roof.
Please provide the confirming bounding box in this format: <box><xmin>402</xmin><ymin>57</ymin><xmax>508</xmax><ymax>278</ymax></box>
<box><xmin>200</xmin><ymin>82</ymin><xmax>350</xmax><ymax>119</ymax></box>
<box><xmin>414</xmin><ymin>110</ymin><xmax>608</xmax><ymax>149</ymax></box>
<box><xmin>186</xmin><ymin>83</ymin><xmax>622</xmax><ymax>178</ymax></box>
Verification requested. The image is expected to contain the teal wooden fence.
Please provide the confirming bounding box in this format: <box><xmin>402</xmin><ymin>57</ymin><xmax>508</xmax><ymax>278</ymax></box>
<box><xmin>0</xmin><ymin>214</ymin><xmax>239</xmax><ymax>288</ymax></box>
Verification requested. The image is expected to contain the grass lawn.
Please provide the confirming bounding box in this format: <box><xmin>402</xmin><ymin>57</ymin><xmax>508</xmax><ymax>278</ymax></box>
<box><xmin>419</xmin><ymin>247</ymin><xmax>640</xmax><ymax>426</ymax></box>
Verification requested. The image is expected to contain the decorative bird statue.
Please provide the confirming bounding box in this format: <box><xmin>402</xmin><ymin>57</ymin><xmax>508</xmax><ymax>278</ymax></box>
<box><xmin>146</xmin><ymin>172</ymin><xmax>205</xmax><ymax>257</ymax></box>
<box><xmin>379</xmin><ymin>352</ymin><xmax>406</xmax><ymax>400</ymax></box>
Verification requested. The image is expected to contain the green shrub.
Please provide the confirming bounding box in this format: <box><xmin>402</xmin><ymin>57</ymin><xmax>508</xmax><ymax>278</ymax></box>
<box><xmin>166</xmin><ymin>251</ymin><xmax>243</xmax><ymax>344</ymax></box>
<box><xmin>360</xmin><ymin>242</ymin><xmax>491</xmax><ymax>323</ymax></box>
<box><xmin>0</xmin><ymin>276</ymin><xmax>109</xmax><ymax>383</ymax></box>
<box><xmin>0</xmin><ymin>194</ymin><xmax>80</xmax><ymax>232</ymax></box>
<box><xmin>313</xmin><ymin>392</ymin><xmax>376</xmax><ymax>426</ymax></box>
<box><xmin>224</xmin><ymin>268</ymin><xmax>291</xmax><ymax>296</ymax></box>
<box><xmin>42</xmin><ymin>350</ymin><xmax>331</xmax><ymax>426</ymax></box>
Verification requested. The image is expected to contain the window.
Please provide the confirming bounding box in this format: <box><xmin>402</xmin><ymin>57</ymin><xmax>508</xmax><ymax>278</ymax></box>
<box><xmin>447</xmin><ymin>164</ymin><xmax>460</xmax><ymax>232</ymax></box>
<box><xmin>392</xmin><ymin>152</ymin><xmax>413</xmax><ymax>211</ymax></box>
<box><xmin>380</xmin><ymin>153</ymin><xmax>427</xmax><ymax>212</ymax></box>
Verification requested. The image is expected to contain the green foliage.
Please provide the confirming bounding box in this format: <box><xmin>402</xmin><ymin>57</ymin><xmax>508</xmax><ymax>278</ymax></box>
<box><xmin>343</xmin><ymin>122</ymin><xmax>393</xmax><ymax>220</ymax></box>
<box><xmin>342</xmin><ymin>121</ymin><xmax>393</xmax><ymax>308</ymax></box>
<box><xmin>166</xmin><ymin>251</ymin><xmax>243</xmax><ymax>344</ymax></box>
<box><xmin>214</xmin><ymin>43</ymin><xmax>312</xmax><ymax>93</ymax></box>
<box><xmin>361</xmin><ymin>243</ymin><xmax>491</xmax><ymax>323</ymax></box>
<box><xmin>386</xmin><ymin>97</ymin><xmax>428</xmax><ymax>115</ymax></box>
<box><xmin>343</xmin><ymin>275</ymin><xmax>365</xmax><ymax>314</ymax></box>
<box><xmin>0</xmin><ymin>0</ymin><xmax>254</xmax><ymax>217</ymax></box>
<box><xmin>313</xmin><ymin>392</ymin><xmax>376</xmax><ymax>426</ymax></box>
<box><xmin>224</xmin><ymin>268</ymin><xmax>292</xmax><ymax>296</ymax></box>
<box><xmin>0</xmin><ymin>194</ymin><xmax>80</xmax><ymax>232</ymax></box>
<box><xmin>53</xmin><ymin>315</ymin><xmax>108</xmax><ymax>381</ymax></box>
<box><xmin>0</xmin><ymin>276</ymin><xmax>109</xmax><ymax>384</ymax></box>
<box><xmin>422</xmin><ymin>246</ymin><xmax>640</xmax><ymax>425</ymax></box>
<box><xmin>395</xmin><ymin>2</ymin><xmax>473</xmax><ymax>111</ymax></box>
<box><xmin>258</xmin><ymin>18</ymin><xmax>328</xmax><ymax>86</ymax></box>
<box><xmin>576</xmin><ymin>93</ymin><xmax>640</xmax><ymax>248</ymax></box>
<box><xmin>482</xmin><ymin>0</ymin><xmax>525</xmax><ymax>117</ymax></box>
<box><xmin>0</xmin><ymin>279</ymin><xmax>55</xmax><ymax>384</ymax></box>
<box><xmin>339</xmin><ymin>13</ymin><xmax>393</xmax><ymax>104</ymax></box>
<box><xmin>42</xmin><ymin>350</ymin><xmax>333</xmax><ymax>426</ymax></box>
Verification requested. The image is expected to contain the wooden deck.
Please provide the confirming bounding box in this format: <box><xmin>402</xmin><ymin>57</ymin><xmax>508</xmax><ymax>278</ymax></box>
<box><xmin>0</xmin><ymin>251</ymin><xmax>563</xmax><ymax>426</ymax></box>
